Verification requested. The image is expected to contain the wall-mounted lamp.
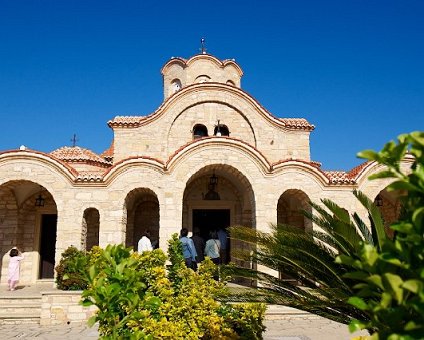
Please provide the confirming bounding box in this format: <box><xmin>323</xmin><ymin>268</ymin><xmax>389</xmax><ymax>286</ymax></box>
<box><xmin>35</xmin><ymin>187</ymin><xmax>45</xmax><ymax>207</ymax></box>
<box><xmin>204</xmin><ymin>171</ymin><xmax>220</xmax><ymax>200</ymax></box>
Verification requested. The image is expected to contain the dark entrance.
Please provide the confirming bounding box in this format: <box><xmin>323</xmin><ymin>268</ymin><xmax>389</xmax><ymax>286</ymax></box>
<box><xmin>192</xmin><ymin>209</ymin><xmax>230</xmax><ymax>263</ymax></box>
<box><xmin>39</xmin><ymin>214</ymin><xmax>57</xmax><ymax>279</ymax></box>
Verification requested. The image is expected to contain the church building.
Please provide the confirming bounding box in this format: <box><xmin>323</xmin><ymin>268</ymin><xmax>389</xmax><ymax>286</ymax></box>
<box><xmin>0</xmin><ymin>50</ymin><xmax>406</xmax><ymax>285</ymax></box>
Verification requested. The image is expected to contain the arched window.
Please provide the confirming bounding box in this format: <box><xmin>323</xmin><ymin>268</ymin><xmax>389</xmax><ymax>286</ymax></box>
<box><xmin>226</xmin><ymin>80</ymin><xmax>235</xmax><ymax>86</ymax></box>
<box><xmin>171</xmin><ymin>79</ymin><xmax>182</xmax><ymax>93</ymax></box>
<box><xmin>214</xmin><ymin>124</ymin><xmax>230</xmax><ymax>137</ymax></box>
<box><xmin>193</xmin><ymin>124</ymin><xmax>208</xmax><ymax>139</ymax></box>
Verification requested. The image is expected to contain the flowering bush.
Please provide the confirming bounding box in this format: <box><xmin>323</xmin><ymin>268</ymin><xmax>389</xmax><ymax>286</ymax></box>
<box><xmin>81</xmin><ymin>234</ymin><xmax>266</xmax><ymax>339</ymax></box>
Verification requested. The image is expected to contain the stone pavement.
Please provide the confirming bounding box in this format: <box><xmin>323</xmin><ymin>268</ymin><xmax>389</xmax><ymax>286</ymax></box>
<box><xmin>0</xmin><ymin>316</ymin><xmax>367</xmax><ymax>340</ymax></box>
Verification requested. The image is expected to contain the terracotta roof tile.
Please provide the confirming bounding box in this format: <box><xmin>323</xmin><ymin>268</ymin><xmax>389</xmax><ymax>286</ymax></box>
<box><xmin>107</xmin><ymin>115</ymin><xmax>148</xmax><ymax>128</ymax></box>
<box><xmin>347</xmin><ymin>161</ymin><xmax>372</xmax><ymax>179</ymax></box>
<box><xmin>278</xmin><ymin>118</ymin><xmax>315</xmax><ymax>131</ymax></box>
<box><xmin>324</xmin><ymin>170</ymin><xmax>356</xmax><ymax>185</ymax></box>
<box><xmin>50</xmin><ymin>146</ymin><xmax>112</xmax><ymax>167</ymax></box>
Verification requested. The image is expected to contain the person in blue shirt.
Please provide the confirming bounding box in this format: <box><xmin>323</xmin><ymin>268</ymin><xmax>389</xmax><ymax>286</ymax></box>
<box><xmin>180</xmin><ymin>228</ymin><xmax>197</xmax><ymax>270</ymax></box>
<box><xmin>217</xmin><ymin>228</ymin><xmax>228</xmax><ymax>264</ymax></box>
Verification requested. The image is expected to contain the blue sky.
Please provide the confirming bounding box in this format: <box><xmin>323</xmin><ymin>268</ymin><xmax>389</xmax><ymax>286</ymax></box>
<box><xmin>0</xmin><ymin>0</ymin><xmax>423</xmax><ymax>170</ymax></box>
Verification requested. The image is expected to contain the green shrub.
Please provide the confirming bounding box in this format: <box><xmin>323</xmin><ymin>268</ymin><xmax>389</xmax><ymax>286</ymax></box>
<box><xmin>81</xmin><ymin>235</ymin><xmax>266</xmax><ymax>339</ymax></box>
<box><xmin>55</xmin><ymin>246</ymin><xmax>89</xmax><ymax>290</ymax></box>
<box><xmin>218</xmin><ymin>303</ymin><xmax>267</xmax><ymax>340</ymax></box>
<box><xmin>338</xmin><ymin>131</ymin><xmax>424</xmax><ymax>339</ymax></box>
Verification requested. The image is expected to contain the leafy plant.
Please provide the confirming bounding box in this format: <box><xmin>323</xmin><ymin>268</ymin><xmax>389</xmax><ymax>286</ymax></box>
<box><xmin>55</xmin><ymin>246</ymin><xmax>89</xmax><ymax>290</ymax></box>
<box><xmin>227</xmin><ymin>205</ymin><xmax>381</xmax><ymax>324</ymax></box>
<box><xmin>337</xmin><ymin>131</ymin><xmax>424</xmax><ymax>339</ymax></box>
<box><xmin>81</xmin><ymin>236</ymin><xmax>266</xmax><ymax>339</ymax></box>
<box><xmin>227</xmin><ymin>187</ymin><xmax>389</xmax><ymax>325</ymax></box>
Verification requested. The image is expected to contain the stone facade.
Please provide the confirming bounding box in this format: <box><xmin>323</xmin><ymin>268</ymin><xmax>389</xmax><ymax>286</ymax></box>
<box><xmin>0</xmin><ymin>52</ymin><xmax>411</xmax><ymax>285</ymax></box>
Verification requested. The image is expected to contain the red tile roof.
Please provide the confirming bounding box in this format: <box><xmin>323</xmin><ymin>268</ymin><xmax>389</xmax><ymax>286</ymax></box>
<box><xmin>108</xmin><ymin>116</ymin><xmax>148</xmax><ymax>128</ymax></box>
<box><xmin>323</xmin><ymin>170</ymin><xmax>356</xmax><ymax>185</ymax></box>
<box><xmin>50</xmin><ymin>146</ymin><xmax>112</xmax><ymax>167</ymax></box>
<box><xmin>278</xmin><ymin>118</ymin><xmax>315</xmax><ymax>130</ymax></box>
<box><xmin>347</xmin><ymin>161</ymin><xmax>372</xmax><ymax>179</ymax></box>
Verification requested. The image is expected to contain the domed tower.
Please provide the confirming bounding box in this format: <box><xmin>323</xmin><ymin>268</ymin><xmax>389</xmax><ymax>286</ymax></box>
<box><xmin>161</xmin><ymin>51</ymin><xmax>243</xmax><ymax>100</ymax></box>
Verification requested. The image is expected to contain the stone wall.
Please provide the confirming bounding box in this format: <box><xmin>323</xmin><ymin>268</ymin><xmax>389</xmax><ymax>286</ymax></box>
<box><xmin>40</xmin><ymin>290</ymin><xmax>97</xmax><ymax>326</ymax></box>
<box><xmin>112</xmin><ymin>85</ymin><xmax>312</xmax><ymax>164</ymax></box>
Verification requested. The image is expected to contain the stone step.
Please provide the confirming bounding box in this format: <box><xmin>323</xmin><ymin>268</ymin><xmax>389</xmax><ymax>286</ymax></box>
<box><xmin>0</xmin><ymin>304</ymin><xmax>41</xmax><ymax>314</ymax></box>
<box><xmin>0</xmin><ymin>295</ymin><xmax>42</xmax><ymax>324</ymax></box>
<box><xmin>0</xmin><ymin>297</ymin><xmax>42</xmax><ymax>305</ymax></box>
<box><xmin>0</xmin><ymin>316</ymin><xmax>41</xmax><ymax>325</ymax></box>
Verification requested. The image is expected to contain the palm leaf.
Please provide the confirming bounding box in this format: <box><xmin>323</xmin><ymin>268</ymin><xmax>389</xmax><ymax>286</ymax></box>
<box><xmin>353</xmin><ymin>190</ymin><xmax>386</xmax><ymax>250</ymax></box>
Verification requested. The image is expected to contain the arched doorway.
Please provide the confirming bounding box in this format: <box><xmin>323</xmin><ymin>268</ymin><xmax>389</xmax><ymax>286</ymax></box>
<box><xmin>182</xmin><ymin>165</ymin><xmax>255</xmax><ymax>264</ymax></box>
<box><xmin>0</xmin><ymin>180</ymin><xmax>57</xmax><ymax>284</ymax></box>
<box><xmin>124</xmin><ymin>188</ymin><xmax>160</xmax><ymax>250</ymax></box>
<box><xmin>82</xmin><ymin>208</ymin><xmax>100</xmax><ymax>251</ymax></box>
<box><xmin>277</xmin><ymin>189</ymin><xmax>312</xmax><ymax>230</ymax></box>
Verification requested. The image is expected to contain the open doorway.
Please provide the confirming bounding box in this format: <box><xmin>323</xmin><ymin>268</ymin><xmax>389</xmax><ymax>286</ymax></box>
<box><xmin>39</xmin><ymin>214</ymin><xmax>57</xmax><ymax>279</ymax></box>
<box><xmin>192</xmin><ymin>209</ymin><xmax>230</xmax><ymax>263</ymax></box>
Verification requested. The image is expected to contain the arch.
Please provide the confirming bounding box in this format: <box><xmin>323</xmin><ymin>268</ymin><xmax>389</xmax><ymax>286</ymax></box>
<box><xmin>193</xmin><ymin>124</ymin><xmax>208</xmax><ymax>139</ymax></box>
<box><xmin>277</xmin><ymin>189</ymin><xmax>312</xmax><ymax>231</ymax></box>
<box><xmin>166</xmin><ymin>100</ymin><xmax>257</xmax><ymax>152</ymax></box>
<box><xmin>108</xmin><ymin>83</ymin><xmax>313</xmax><ymax>134</ymax></box>
<box><xmin>167</xmin><ymin>137</ymin><xmax>271</xmax><ymax>177</ymax></box>
<box><xmin>171</xmin><ymin>78</ymin><xmax>182</xmax><ymax>93</ymax></box>
<box><xmin>103</xmin><ymin>157</ymin><xmax>165</xmax><ymax>184</ymax></box>
<box><xmin>161</xmin><ymin>54</ymin><xmax>243</xmax><ymax>77</ymax></box>
<box><xmin>124</xmin><ymin>188</ymin><xmax>160</xmax><ymax>250</ymax></box>
<box><xmin>0</xmin><ymin>150</ymin><xmax>77</xmax><ymax>185</ymax></box>
<box><xmin>195</xmin><ymin>75</ymin><xmax>211</xmax><ymax>83</ymax></box>
<box><xmin>182</xmin><ymin>164</ymin><xmax>256</xmax><ymax>266</ymax></box>
<box><xmin>226</xmin><ymin>80</ymin><xmax>235</xmax><ymax>86</ymax></box>
<box><xmin>0</xmin><ymin>180</ymin><xmax>57</xmax><ymax>284</ymax></box>
<box><xmin>82</xmin><ymin>208</ymin><xmax>100</xmax><ymax>251</ymax></box>
<box><xmin>272</xmin><ymin>160</ymin><xmax>329</xmax><ymax>188</ymax></box>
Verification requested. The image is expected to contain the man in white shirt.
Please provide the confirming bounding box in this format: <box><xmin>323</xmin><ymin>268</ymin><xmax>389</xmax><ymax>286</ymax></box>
<box><xmin>138</xmin><ymin>230</ymin><xmax>153</xmax><ymax>252</ymax></box>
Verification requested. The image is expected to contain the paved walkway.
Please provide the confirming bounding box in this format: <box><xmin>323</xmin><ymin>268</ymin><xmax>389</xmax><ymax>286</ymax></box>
<box><xmin>0</xmin><ymin>317</ymin><xmax>366</xmax><ymax>340</ymax></box>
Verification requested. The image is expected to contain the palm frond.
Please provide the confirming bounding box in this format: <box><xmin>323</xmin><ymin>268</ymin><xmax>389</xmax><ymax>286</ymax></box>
<box><xmin>353</xmin><ymin>190</ymin><xmax>386</xmax><ymax>250</ymax></box>
<box><xmin>352</xmin><ymin>212</ymin><xmax>373</xmax><ymax>244</ymax></box>
<box><xmin>228</xmin><ymin>191</ymin><xmax>384</xmax><ymax>325</ymax></box>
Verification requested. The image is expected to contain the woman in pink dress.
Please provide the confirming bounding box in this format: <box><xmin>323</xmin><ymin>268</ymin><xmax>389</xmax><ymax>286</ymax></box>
<box><xmin>8</xmin><ymin>248</ymin><xmax>24</xmax><ymax>291</ymax></box>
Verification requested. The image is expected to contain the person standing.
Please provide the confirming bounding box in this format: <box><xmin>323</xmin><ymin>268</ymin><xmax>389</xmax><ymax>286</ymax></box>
<box><xmin>8</xmin><ymin>247</ymin><xmax>24</xmax><ymax>291</ymax></box>
<box><xmin>137</xmin><ymin>230</ymin><xmax>153</xmax><ymax>252</ymax></box>
<box><xmin>205</xmin><ymin>231</ymin><xmax>221</xmax><ymax>265</ymax></box>
<box><xmin>180</xmin><ymin>228</ymin><xmax>197</xmax><ymax>269</ymax></box>
<box><xmin>191</xmin><ymin>229</ymin><xmax>205</xmax><ymax>263</ymax></box>
<box><xmin>217</xmin><ymin>227</ymin><xmax>228</xmax><ymax>264</ymax></box>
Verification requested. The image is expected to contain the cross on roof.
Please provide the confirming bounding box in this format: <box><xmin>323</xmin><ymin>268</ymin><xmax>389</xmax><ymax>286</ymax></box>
<box><xmin>70</xmin><ymin>134</ymin><xmax>79</xmax><ymax>147</ymax></box>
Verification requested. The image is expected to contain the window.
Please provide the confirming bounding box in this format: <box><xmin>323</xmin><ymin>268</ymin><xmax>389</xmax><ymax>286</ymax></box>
<box><xmin>193</xmin><ymin>124</ymin><xmax>208</xmax><ymax>139</ymax></box>
<box><xmin>171</xmin><ymin>79</ymin><xmax>182</xmax><ymax>93</ymax></box>
<box><xmin>226</xmin><ymin>80</ymin><xmax>235</xmax><ymax>86</ymax></box>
